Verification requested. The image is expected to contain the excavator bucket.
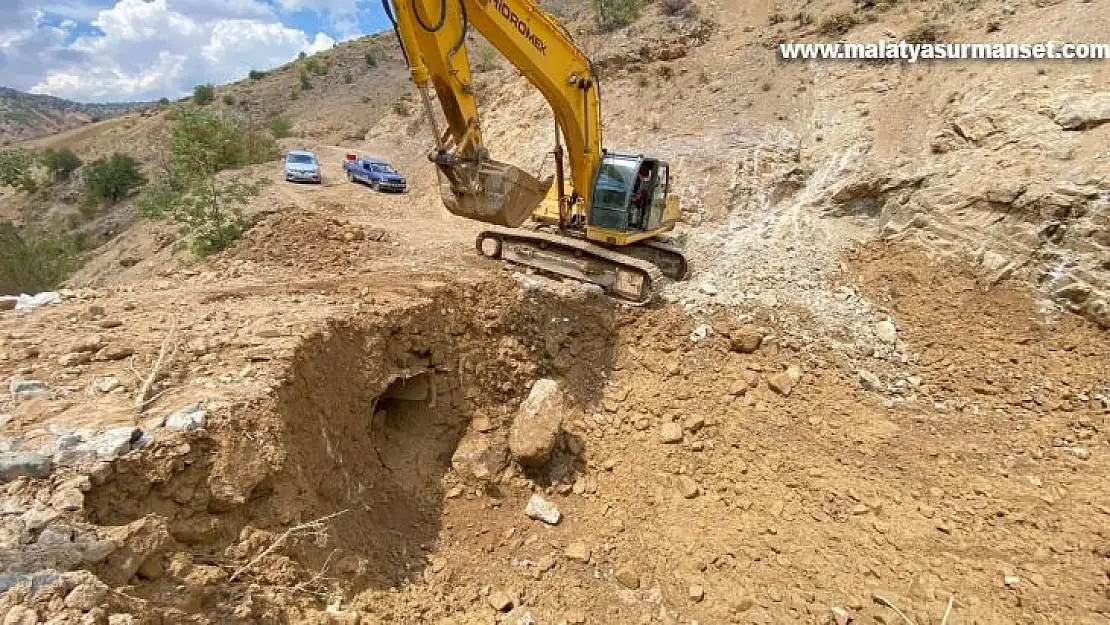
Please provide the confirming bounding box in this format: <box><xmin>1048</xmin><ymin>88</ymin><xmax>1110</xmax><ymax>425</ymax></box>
<box><xmin>436</xmin><ymin>158</ymin><xmax>554</xmax><ymax>228</ymax></box>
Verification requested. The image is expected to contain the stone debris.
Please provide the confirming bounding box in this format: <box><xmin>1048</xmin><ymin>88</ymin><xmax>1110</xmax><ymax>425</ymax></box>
<box><xmin>675</xmin><ymin>475</ymin><xmax>700</xmax><ymax>499</ymax></box>
<box><xmin>524</xmin><ymin>494</ymin><xmax>561</xmax><ymax>525</ymax></box>
<box><xmin>165</xmin><ymin>405</ymin><xmax>207</xmax><ymax>431</ymax></box>
<box><xmin>84</xmin><ymin>427</ymin><xmax>143</xmax><ymax>461</ymax></box>
<box><xmin>564</xmin><ymin>542</ymin><xmax>591</xmax><ymax>564</ymax></box>
<box><xmin>452</xmin><ymin>431</ymin><xmax>509</xmax><ymax>481</ymax></box>
<box><xmin>10</xmin><ymin>377</ymin><xmax>49</xmax><ymax>402</ymax></box>
<box><xmin>509</xmin><ymin>379</ymin><xmax>564</xmax><ymax>468</ymax></box>
<box><xmin>830</xmin><ymin>606</ymin><xmax>852</xmax><ymax>625</ymax></box>
<box><xmin>0</xmin><ymin>451</ymin><xmax>53</xmax><ymax>482</ymax></box>
<box><xmin>614</xmin><ymin>566</ymin><xmax>640</xmax><ymax>589</ymax></box>
<box><xmin>488</xmin><ymin>590</ymin><xmax>517</xmax><ymax>612</ymax></box>
<box><xmin>689</xmin><ymin>585</ymin><xmax>705</xmax><ymax>602</ymax></box>
<box><xmin>659</xmin><ymin>422</ymin><xmax>684</xmax><ymax>444</ymax></box>
<box><xmin>858</xmin><ymin>369</ymin><xmax>883</xmax><ymax>392</ymax></box>
<box><xmin>729</xmin><ymin>325</ymin><xmax>765</xmax><ymax>353</ymax></box>
<box><xmin>767</xmin><ymin>366</ymin><xmax>803</xmax><ymax>396</ymax></box>
<box><xmin>873</xmin><ymin>320</ymin><xmax>898</xmax><ymax>345</ymax></box>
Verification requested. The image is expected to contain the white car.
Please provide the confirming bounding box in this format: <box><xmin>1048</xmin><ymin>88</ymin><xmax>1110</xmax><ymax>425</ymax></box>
<box><xmin>283</xmin><ymin>150</ymin><xmax>322</xmax><ymax>184</ymax></box>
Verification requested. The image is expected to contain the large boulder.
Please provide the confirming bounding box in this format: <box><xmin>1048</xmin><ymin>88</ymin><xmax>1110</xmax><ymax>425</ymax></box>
<box><xmin>508</xmin><ymin>379</ymin><xmax>565</xmax><ymax>468</ymax></box>
<box><xmin>1055</xmin><ymin>93</ymin><xmax>1110</xmax><ymax>130</ymax></box>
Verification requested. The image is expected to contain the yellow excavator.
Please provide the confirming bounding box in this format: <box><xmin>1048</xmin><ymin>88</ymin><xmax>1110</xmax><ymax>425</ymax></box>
<box><xmin>383</xmin><ymin>0</ymin><xmax>689</xmax><ymax>303</ymax></box>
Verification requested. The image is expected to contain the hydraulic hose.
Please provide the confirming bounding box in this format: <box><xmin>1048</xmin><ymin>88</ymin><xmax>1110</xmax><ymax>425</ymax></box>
<box><xmin>381</xmin><ymin>0</ymin><xmax>411</xmax><ymax>65</ymax></box>
<box><xmin>414</xmin><ymin>0</ymin><xmax>448</xmax><ymax>32</ymax></box>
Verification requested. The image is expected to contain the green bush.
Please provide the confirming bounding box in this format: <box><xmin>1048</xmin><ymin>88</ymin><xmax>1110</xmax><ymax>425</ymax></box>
<box><xmin>818</xmin><ymin>11</ymin><xmax>858</xmax><ymax>36</ymax></box>
<box><xmin>0</xmin><ymin>149</ymin><xmax>35</xmax><ymax>192</ymax></box>
<box><xmin>222</xmin><ymin>94</ymin><xmax>236</xmax><ymax>105</ymax></box>
<box><xmin>158</xmin><ymin>97</ymin><xmax>171</xmax><ymax>106</ymax></box>
<box><xmin>365</xmin><ymin>50</ymin><xmax>378</xmax><ymax>67</ymax></box>
<box><xmin>661</xmin><ymin>0</ymin><xmax>697</xmax><ymax>17</ymax></box>
<box><xmin>140</xmin><ymin>107</ymin><xmax>277</xmax><ymax>256</ymax></box>
<box><xmin>194</xmin><ymin>84</ymin><xmax>215</xmax><ymax>105</ymax></box>
<box><xmin>593</xmin><ymin>0</ymin><xmax>641</xmax><ymax>31</ymax></box>
<box><xmin>249</xmin><ymin>69</ymin><xmax>268</xmax><ymax>80</ymax></box>
<box><xmin>0</xmin><ymin>222</ymin><xmax>82</xmax><ymax>294</ymax></box>
<box><xmin>39</xmin><ymin>148</ymin><xmax>82</xmax><ymax>181</ymax></box>
<box><xmin>299</xmin><ymin>69</ymin><xmax>313</xmax><ymax>91</ymax></box>
<box><xmin>269</xmin><ymin>117</ymin><xmax>294</xmax><ymax>139</ymax></box>
<box><xmin>305</xmin><ymin>57</ymin><xmax>328</xmax><ymax>75</ymax></box>
<box><xmin>343</xmin><ymin>71</ymin><xmax>354</xmax><ymax>84</ymax></box>
<box><xmin>85</xmin><ymin>153</ymin><xmax>146</xmax><ymax>203</ymax></box>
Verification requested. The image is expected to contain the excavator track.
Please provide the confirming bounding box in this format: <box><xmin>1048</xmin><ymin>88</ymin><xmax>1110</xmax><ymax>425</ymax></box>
<box><xmin>624</xmin><ymin>239</ymin><xmax>690</xmax><ymax>281</ymax></box>
<box><xmin>475</xmin><ymin>227</ymin><xmax>663</xmax><ymax>305</ymax></box>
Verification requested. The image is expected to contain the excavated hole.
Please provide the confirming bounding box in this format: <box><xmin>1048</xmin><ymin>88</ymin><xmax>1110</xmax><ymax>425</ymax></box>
<box><xmin>84</xmin><ymin>283</ymin><xmax>622</xmax><ymax>601</ymax></box>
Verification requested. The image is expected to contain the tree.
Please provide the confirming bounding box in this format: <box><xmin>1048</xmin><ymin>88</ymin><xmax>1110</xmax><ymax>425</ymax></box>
<box><xmin>39</xmin><ymin>148</ymin><xmax>83</xmax><ymax>181</ymax></box>
<box><xmin>194</xmin><ymin>84</ymin><xmax>215</xmax><ymax>105</ymax></box>
<box><xmin>249</xmin><ymin>69</ymin><xmax>267</xmax><ymax>80</ymax></box>
<box><xmin>85</xmin><ymin>153</ymin><xmax>146</xmax><ymax>203</ymax></box>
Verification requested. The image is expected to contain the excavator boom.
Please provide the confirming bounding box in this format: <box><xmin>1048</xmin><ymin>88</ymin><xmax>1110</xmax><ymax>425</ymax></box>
<box><xmin>386</xmin><ymin>0</ymin><xmax>601</xmax><ymax>226</ymax></box>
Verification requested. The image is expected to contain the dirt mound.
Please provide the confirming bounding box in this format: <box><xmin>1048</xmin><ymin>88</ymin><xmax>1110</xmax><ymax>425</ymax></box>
<box><xmin>217</xmin><ymin>211</ymin><xmax>391</xmax><ymax>272</ymax></box>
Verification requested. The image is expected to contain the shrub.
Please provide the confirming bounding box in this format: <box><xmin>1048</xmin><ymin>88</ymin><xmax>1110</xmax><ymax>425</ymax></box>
<box><xmin>158</xmin><ymin>97</ymin><xmax>171</xmax><ymax>106</ymax></box>
<box><xmin>305</xmin><ymin>57</ymin><xmax>328</xmax><ymax>75</ymax></box>
<box><xmin>343</xmin><ymin>72</ymin><xmax>354</xmax><ymax>84</ymax></box>
<box><xmin>0</xmin><ymin>149</ymin><xmax>34</xmax><ymax>190</ymax></box>
<box><xmin>169</xmin><ymin>107</ymin><xmax>278</xmax><ymax>177</ymax></box>
<box><xmin>0</xmin><ymin>222</ymin><xmax>82</xmax><ymax>295</ymax></box>
<box><xmin>299</xmin><ymin>69</ymin><xmax>313</xmax><ymax>91</ymax></box>
<box><xmin>269</xmin><ymin>117</ymin><xmax>293</xmax><ymax>139</ymax></box>
<box><xmin>473</xmin><ymin>42</ymin><xmax>500</xmax><ymax>71</ymax></box>
<box><xmin>661</xmin><ymin>0</ymin><xmax>697</xmax><ymax>17</ymax></box>
<box><xmin>298</xmin><ymin>51</ymin><xmax>307</xmax><ymax>60</ymax></box>
<box><xmin>906</xmin><ymin>20</ymin><xmax>946</xmax><ymax>43</ymax></box>
<box><xmin>193</xmin><ymin>84</ymin><xmax>215</xmax><ymax>105</ymax></box>
<box><xmin>365</xmin><ymin>50</ymin><xmax>378</xmax><ymax>67</ymax></box>
<box><xmin>222</xmin><ymin>94</ymin><xmax>236</xmax><ymax>105</ymax></box>
<box><xmin>85</xmin><ymin>153</ymin><xmax>146</xmax><ymax>203</ymax></box>
<box><xmin>249</xmin><ymin>69</ymin><xmax>268</xmax><ymax>80</ymax></box>
<box><xmin>818</xmin><ymin>11</ymin><xmax>858</xmax><ymax>36</ymax></box>
<box><xmin>593</xmin><ymin>0</ymin><xmax>641</xmax><ymax>31</ymax></box>
<box><xmin>39</xmin><ymin>148</ymin><xmax>83</xmax><ymax>181</ymax></box>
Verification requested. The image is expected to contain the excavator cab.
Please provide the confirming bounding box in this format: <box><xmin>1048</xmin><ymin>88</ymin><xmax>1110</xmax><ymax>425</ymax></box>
<box><xmin>588</xmin><ymin>152</ymin><xmax>671</xmax><ymax>234</ymax></box>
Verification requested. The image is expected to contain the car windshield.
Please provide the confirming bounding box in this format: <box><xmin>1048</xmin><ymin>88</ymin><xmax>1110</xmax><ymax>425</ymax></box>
<box><xmin>370</xmin><ymin>163</ymin><xmax>397</xmax><ymax>174</ymax></box>
<box><xmin>287</xmin><ymin>154</ymin><xmax>316</xmax><ymax>165</ymax></box>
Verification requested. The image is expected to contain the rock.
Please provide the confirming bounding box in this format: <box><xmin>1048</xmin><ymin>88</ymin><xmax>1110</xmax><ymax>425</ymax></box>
<box><xmin>59</xmin><ymin>352</ymin><xmax>92</xmax><ymax>367</ymax></box>
<box><xmin>858</xmin><ymin>369</ymin><xmax>883</xmax><ymax>392</ymax></box>
<box><xmin>873</xmin><ymin>320</ymin><xmax>898</xmax><ymax>344</ymax></box>
<box><xmin>615</xmin><ymin>566</ymin><xmax>640</xmax><ymax>589</ymax></box>
<box><xmin>675</xmin><ymin>475</ymin><xmax>700</xmax><ymax>499</ymax></box>
<box><xmin>109</xmin><ymin>615</ymin><xmax>137</xmax><ymax>625</ymax></box>
<box><xmin>451</xmin><ymin>431</ymin><xmax>508</xmax><ymax>481</ymax></box>
<box><xmin>471</xmin><ymin>416</ymin><xmax>494</xmax><ymax>433</ymax></box>
<box><xmin>9</xmin><ymin>377</ymin><xmax>49</xmax><ymax>401</ymax></box>
<box><xmin>698</xmin><ymin>282</ymin><xmax>719</xmax><ymax>296</ymax></box>
<box><xmin>488</xmin><ymin>590</ymin><xmax>516</xmax><ymax>612</ymax></box>
<box><xmin>689</xmin><ymin>585</ymin><xmax>705</xmax><ymax>602</ymax></box>
<box><xmin>1004</xmin><ymin>575</ymin><xmax>1021</xmax><ymax>587</ymax></box>
<box><xmin>83</xmin><ymin>305</ymin><xmax>106</xmax><ymax>320</ymax></box>
<box><xmin>830</xmin><ymin>606</ymin><xmax>852</xmax><ymax>625</ymax></box>
<box><xmin>99</xmin><ymin>516</ymin><xmax>170</xmax><ymax>586</ymax></box>
<box><xmin>767</xmin><ymin>366</ymin><xmax>803</xmax><ymax>396</ymax></box>
<box><xmin>93</xmin><ymin>376</ymin><xmax>122</xmax><ymax>394</ymax></box>
<box><xmin>1055</xmin><ymin>92</ymin><xmax>1110</xmax><ymax>130</ymax></box>
<box><xmin>22</xmin><ymin>506</ymin><xmax>60</xmax><ymax>531</ymax></box>
<box><xmin>524</xmin><ymin>494</ymin><xmax>561</xmax><ymax>525</ymax></box>
<box><xmin>1067</xmin><ymin>447</ymin><xmax>1091</xmax><ymax>460</ymax></box>
<box><xmin>81</xmin><ymin>427</ymin><xmax>142</xmax><ymax>460</ymax></box>
<box><xmin>165</xmin><ymin>405</ymin><xmax>206</xmax><ymax>431</ymax></box>
<box><xmin>729</xmin><ymin>325</ymin><xmax>765</xmax><ymax>354</ymax></box>
<box><xmin>0</xmin><ymin>452</ymin><xmax>53</xmax><ymax>482</ymax></box>
<box><xmin>0</xmin><ymin>296</ymin><xmax>17</xmax><ymax>311</ymax></box>
<box><xmin>64</xmin><ymin>580</ymin><xmax>109</xmax><ymax>611</ymax></box>
<box><xmin>659</xmin><ymin>422</ymin><xmax>683</xmax><ymax>444</ymax></box>
<box><xmin>3</xmin><ymin>606</ymin><xmax>38</xmax><ymax>625</ymax></box>
<box><xmin>684</xmin><ymin>415</ymin><xmax>705</xmax><ymax>432</ymax></box>
<box><xmin>95</xmin><ymin>345</ymin><xmax>134</xmax><ymax>361</ymax></box>
<box><xmin>509</xmin><ymin>379</ymin><xmax>564</xmax><ymax>468</ymax></box>
<box><xmin>71</xmin><ymin>335</ymin><xmax>104</xmax><ymax>353</ymax></box>
<box><xmin>564</xmin><ymin>542</ymin><xmax>591</xmax><ymax>564</ymax></box>
<box><xmin>50</xmin><ymin>487</ymin><xmax>84</xmax><ymax>511</ymax></box>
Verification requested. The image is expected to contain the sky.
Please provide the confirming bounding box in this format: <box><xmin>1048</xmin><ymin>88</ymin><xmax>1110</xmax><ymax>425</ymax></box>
<box><xmin>0</xmin><ymin>0</ymin><xmax>393</xmax><ymax>103</ymax></box>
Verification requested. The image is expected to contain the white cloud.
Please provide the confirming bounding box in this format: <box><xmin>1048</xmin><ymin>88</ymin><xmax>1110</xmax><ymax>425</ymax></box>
<box><xmin>0</xmin><ymin>0</ymin><xmax>336</xmax><ymax>102</ymax></box>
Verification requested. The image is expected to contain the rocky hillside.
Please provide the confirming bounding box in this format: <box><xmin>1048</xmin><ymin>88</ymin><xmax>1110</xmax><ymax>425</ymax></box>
<box><xmin>0</xmin><ymin>88</ymin><xmax>147</xmax><ymax>145</ymax></box>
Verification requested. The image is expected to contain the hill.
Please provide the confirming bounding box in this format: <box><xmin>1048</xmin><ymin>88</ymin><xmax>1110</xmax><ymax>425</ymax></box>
<box><xmin>0</xmin><ymin>87</ymin><xmax>148</xmax><ymax>145</ymax></box>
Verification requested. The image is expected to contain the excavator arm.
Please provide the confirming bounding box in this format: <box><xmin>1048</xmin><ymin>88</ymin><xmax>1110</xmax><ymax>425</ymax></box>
<box><xmin>385</xmin><ymin>0</ymin><xmax>602</xmax><ymax>226</ymax></box>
